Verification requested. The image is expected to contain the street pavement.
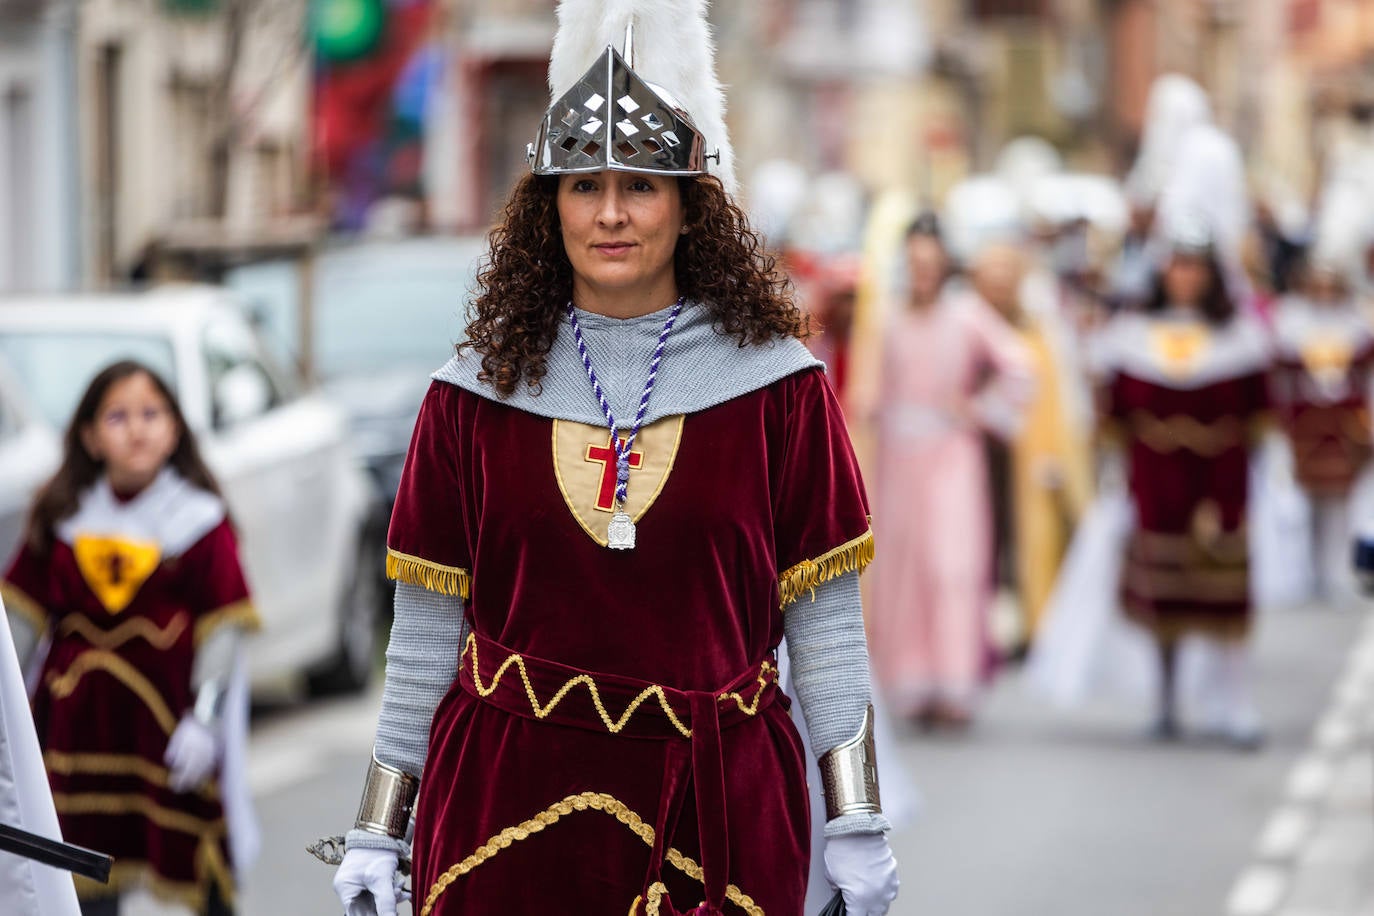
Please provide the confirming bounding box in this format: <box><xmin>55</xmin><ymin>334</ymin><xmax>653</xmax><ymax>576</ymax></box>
<box><xmin>122</xmin><ymin>600</ymin><xmax>1372</xmax><ymax>916</ymax></box>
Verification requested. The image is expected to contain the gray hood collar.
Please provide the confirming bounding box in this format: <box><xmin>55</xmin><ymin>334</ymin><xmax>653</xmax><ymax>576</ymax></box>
<box><xmin>433</xmin><ymin>300</ymin><xmax>822</xmax><ymax>425</ymax></box>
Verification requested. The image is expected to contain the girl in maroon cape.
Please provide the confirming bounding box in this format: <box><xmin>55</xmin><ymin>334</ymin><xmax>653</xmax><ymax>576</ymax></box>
<box><xmin>2</xmin><ymin>361</ymin><xmax>259</xmax><ymax>914</ymax></box>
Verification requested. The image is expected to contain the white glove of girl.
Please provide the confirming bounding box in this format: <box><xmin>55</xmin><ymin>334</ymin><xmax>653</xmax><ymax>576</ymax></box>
<box><xmin>334</xmin><ymin>847</ymin><xmax>409</xmax><ymax>916</ymax></box>
<box><xmin>824</xmin><ymin>833</ymin><xmax>900</xmax><ymax>916</ymax></box>
<box><xmin>163</xmin><ymin>715</ymin><xmax>220</xmax><ymax>793</ymax></box>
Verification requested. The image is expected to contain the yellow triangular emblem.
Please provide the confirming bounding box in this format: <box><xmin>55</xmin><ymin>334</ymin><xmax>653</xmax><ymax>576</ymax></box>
<box><xmin>552</xmin><ymin>416</ymin><xmax>683</xmax><ymax>546</ymax></box>
<box><xmin>73</xmin><ymin>535</ymin><xmax>162</xmax><ymax>615</ymax></box>
<box><xmin>1301</xmin><ymin>336</ymin><xmax>1354</xmax><ymax>389</ymax></box>
<box><xmin>1150</xmin><ymin>323</ymin><xmax>1210</xmax><ymax>378</ymax></box>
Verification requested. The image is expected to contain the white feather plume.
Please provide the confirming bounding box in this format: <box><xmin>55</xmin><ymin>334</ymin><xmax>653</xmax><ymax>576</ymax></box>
<box><xmin>548</xmin><ymin>0</ymin><xmax>735</xmax><ymax>194</ymax></box>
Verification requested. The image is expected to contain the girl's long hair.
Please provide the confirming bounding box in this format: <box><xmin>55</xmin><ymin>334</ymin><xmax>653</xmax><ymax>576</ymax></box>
<box><xmin>461</xmin><ymin>173</ymin><xmax>809</xmax><ymax>397</ymax></box>
<box><xmin>1145</xmin><ymin>250</ymin><xmax>1236</xmax><ymax>325</ymax></box>
<box><xmin>25</xmin><ymin>360</ymin><xmax>223</xmax><ymax>554</ymax></box>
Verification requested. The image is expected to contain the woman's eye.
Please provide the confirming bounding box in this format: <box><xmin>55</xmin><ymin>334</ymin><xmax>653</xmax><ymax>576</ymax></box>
<box><xmin>573</xmin><ymin>180</ymin><xmax>597</xmax><ymax>193</ymax></box>
<box><xmin>628</xmin><ymin>180</ymin><xmax>653</xmax><ymax>192</ymax></box>
<box><xmin>143</xmin><ymin>408</ymin><xmax>163</xmax><ymax>422</ymax></box>
<box><xmin>104</xmin><ymin>410</ymin><xmax>127</xmax><ymax>426</ymax></box>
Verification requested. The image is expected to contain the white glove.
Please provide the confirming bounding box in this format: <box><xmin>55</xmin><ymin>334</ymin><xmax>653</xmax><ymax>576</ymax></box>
<box><xmin>824</xmin><ymin>833</ymin><xmax>900</xmax><ymax>916</ymax></box>
<box><xmin>163</xmin><ymin>716</ymin><xmax>220</xmax><ymax>793</ymax></box>
<box><xmin>333</xmin><ymin>847</ymin><xmax>408</xmax><ymax>916</ymax></box>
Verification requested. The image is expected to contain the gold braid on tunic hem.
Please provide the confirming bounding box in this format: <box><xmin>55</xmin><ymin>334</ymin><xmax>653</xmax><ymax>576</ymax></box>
<box><xmin>420</xmin><ymin>791</ymin><xmax>763</xmax><ymax>916</ymax></box>
<box><xmin>777</xmin><ymin>527</ymin><xmax>875</xmax><ymax>609</ymax></box>
<box><xmin>386</xmin><ymin>548</ymin><xmax>471</xmax><ymax>599</ymax></box>
<box><xmin>72</xmin><ymin>838</ymin><xmax>234</xmax><ymax>910</ymax></box>
<box><xmin>59</xmin><ymin>614</ymin><xmax>188</xmax><ymax>651</ymax></box>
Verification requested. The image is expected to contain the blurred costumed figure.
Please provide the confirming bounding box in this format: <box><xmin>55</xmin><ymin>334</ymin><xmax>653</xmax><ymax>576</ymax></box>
<box><xmin>970</xmin><ymin>243</ymin><xmax>1094</xmax><ymax>642</ymax></box>
<box><xmin>1091</xmin><ymin>222</ymin><xmax>1271</xmax><ymax>747</ymax></box>
<box><xmin>1271</xmin><ymin>257</ymin><xmax>1374</xmax><ymax>604</ymax></box>
<box><xmin>868</xmin><ymin>216</ymin><xmax>1034</xmax><ymax>726</ymax></box>
<box><xmin>2</xmin><ymin>362</ymin><xmax>259</xmax><ymax>914</ymax></box>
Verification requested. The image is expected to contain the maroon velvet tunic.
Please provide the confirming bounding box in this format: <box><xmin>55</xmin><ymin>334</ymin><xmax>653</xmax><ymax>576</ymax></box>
<box><xmin>387</xmin><ymin>366</ymin><xmax>871</xmax><ymax>916</ymax></box>
<box><xmin>2</xmin><ymin>518</ymin><xmax>256</xmax><ymax>908</ymax></box>
<box><xmin>1270</xmin><ymin>341</ymin><xmax>1374</xmax><ymax>497</ymax></box>
<box><xmin>1104</xmin><ymin>369</ymin><xmax>1269</xmax><ymax>641</ymax></box>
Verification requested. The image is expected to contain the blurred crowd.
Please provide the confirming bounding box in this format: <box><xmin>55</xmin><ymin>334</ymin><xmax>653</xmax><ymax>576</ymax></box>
<box><xmin>775</xmin><ymin>72</ymin><xmax>1374</xmax><ymax>742</ymax></box>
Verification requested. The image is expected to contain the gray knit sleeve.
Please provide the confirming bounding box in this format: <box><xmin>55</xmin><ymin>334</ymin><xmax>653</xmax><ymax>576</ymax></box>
<box><xmin>345</xmin><ymin>581</ymin><xmax>467</xmax><ymax>854</ymax></box>
<box><xmin>784</xmin><ymin>570</ymin><xmax>891</xmax><ymax>837</ymax></box>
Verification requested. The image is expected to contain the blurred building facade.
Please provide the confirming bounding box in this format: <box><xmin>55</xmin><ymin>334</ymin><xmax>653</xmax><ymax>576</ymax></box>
<box><xmin>0</xmin><ymin>0</ymin><xmax>81</xmax><ymax>294</ymax></box>
<box><xmin>5</xmin><ymin>0</ymin><xmax>1374</xmax><ymax>289</ymax></box>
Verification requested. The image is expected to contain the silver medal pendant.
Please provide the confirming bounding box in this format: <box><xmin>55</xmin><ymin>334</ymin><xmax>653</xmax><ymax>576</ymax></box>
<box><xmin>607</xmin><ymin>509</ymin><xmax>636</xmax><ymax>550</ymax></box>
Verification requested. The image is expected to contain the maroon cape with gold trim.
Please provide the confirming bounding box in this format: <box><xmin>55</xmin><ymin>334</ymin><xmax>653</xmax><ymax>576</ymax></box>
<box><xmin>2</xmin><ymin>519</ymin><xmax>256</xmax><ymax>908</ymax></box>
<box><xmin>387</xmin><ymin>366</ymin><xmax>871</xmax><ymax>915</ymax></box>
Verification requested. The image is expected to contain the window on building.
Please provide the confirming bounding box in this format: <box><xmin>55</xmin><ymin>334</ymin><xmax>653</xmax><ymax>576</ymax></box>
<box><xmin>4</xmin><ymin>85</ymin><xmax>34</xmax><ymax>291</ymax></box>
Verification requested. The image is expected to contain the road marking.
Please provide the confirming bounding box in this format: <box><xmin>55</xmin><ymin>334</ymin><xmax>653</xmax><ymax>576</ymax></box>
<box><xmin>1226</xmin><ymin>607</ymin><xmax>1374</xmax><ymax>916</ymax></box>
<box><xmin>1226</xmin><ymin>866</ymin><xmax>1289</xmax><ymax>916</ymax></box>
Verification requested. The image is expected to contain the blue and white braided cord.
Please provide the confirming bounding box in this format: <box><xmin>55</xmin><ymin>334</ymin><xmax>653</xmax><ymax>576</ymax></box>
<box><xmin>565</xmin><ymin>297</ymin><xmax>685</xmax><ymax>506</ymax></box>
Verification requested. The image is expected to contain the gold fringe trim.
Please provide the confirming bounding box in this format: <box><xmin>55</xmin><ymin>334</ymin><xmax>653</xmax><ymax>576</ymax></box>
<box><xmin>46</xmin><ymin>650</ymin><xmax>179</xmax><ymax>735</ymax></box>
<box><xmin>777</xmin><ymin>528</ymin><xmax>875</xmax><ymax>609</ymax></box>
<box><xmin>386</xmin><ymin>548</ymin><xmax>471</xmax><ymax>599</ymax></box>
<box><xmin>59</xmin><ymin>613</ymin><xmax>188</xmax><ymax>652</ymax></box>
<box><xmin>464</xmin><ymin>634</ymin><xmax>694</xmax><ymax>738</ymax></box>
<box><xmin>194</xmin><ymin>599</ymin><xmax>261</xmax><ymax>646</ymax></box>
<box><xmin>421</xmin><ymin>791</ymin><xmax>763</xmax><ymax>916</ymax></box>
<box><xmin>1</xmin><ymin>581</ymin><xmax>48</xmax><ymax>631</ymax></box>
<box><xmin>72</xmin><ymin>837</ymin><xmax>234</xmax><ymax>909</ymax></box>
<box><xmin>44</xmin><ymin>751</ymin><xmax>218</xmax><ymax>799</ymax></box>
<box><xmin>52</xmin><ymin>791</ymin><xmax>225</xmax><ymax>837</ymax></box>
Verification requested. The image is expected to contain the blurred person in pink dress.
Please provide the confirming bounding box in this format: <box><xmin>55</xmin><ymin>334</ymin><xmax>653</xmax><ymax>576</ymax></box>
<box><xmin>869</xmin><ymin>216</ymin><xmax>1035</xmax><ymax>727</ymax></box>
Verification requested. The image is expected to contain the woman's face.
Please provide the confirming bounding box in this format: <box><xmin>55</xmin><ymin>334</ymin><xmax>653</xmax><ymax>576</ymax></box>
<box><xmin>906</xmin><ymin>234</ymin><xmax>947</xmax><ymax>304</ymax></box>
<box><xmin>557</xmin><ymin>172</ymin><xmax>685</xmax><ymax>304</ymax></box>
<box><xmin>1163</xmin><ymin>253</ymin><xmax>1213</xmax><ymax>307</ymax></box>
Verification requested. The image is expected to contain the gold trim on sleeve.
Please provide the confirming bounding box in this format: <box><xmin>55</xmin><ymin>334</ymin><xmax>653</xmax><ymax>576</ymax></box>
<box><xmin>420</xmin><ymin>791</ymin><xmax>763</xmax><ymax>916</ymax></box>
<box><xmin>59</xmin><ymin>614</ymin><xmax>188</xmax><ymax>651</ymax></box>
<box><xmin>386</xmin><ymin>548</ymin><xmax>471</xmax><ymax>599</ymax></box>
<box><xmin>1</xmin><ymin>581</ymin><xmax>48</xmax><ymax>631</ymax></box>
<box><xmin>193</xmin><ymin>599</ymin><xmax>261</xmax><ymax>646</ymax></box>
<box><xmin>777</xmin><ymin>527</ymin><xmax>875</xmax><ymax>609</ymax></box>
<box><xmin>46</xmin><ymin>650</ymin><xmax>179</xmax><ymax>735</ymax></box>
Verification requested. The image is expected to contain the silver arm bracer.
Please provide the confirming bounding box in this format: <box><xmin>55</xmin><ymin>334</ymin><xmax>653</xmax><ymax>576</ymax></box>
<box><xmin>818</xmin><ymin>703</ymin><xmax>882</xmax><ymax>822</ymax></box>
<box><xmin>354</xmin><ymin>755</ymin><xmax>420</xmax><ymax>840</ymax></box>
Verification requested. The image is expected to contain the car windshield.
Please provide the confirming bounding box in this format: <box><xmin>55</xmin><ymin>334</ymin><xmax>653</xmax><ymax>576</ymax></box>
<box><xmin>226</xmin><ymin>236</ymin><xmax>481</xmax><ymax>378</ymax></box>
<box><xmin>0</xmin><ymin>332</ymin><xmax>177</xmax><ymax>427</ymax></box>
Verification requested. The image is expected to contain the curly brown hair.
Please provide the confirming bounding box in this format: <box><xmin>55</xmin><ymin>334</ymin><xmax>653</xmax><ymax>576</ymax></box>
<box><xmin>462</xmin><ymin>173</ymin><xmax>809</xmax><ymax>396</ymax></box>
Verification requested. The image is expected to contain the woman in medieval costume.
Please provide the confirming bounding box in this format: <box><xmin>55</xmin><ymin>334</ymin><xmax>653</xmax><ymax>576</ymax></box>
<box><xmin>1271</xmin><ymin>255</ymin><xmax>1374</xmax><ymax>606</ymax></box>
<box><xmin>1091</xmin><ymin>220</ymin><xmax>1272</xmax><ymax>747</ymax></box>
<box><xmin>327</xmin><ymin>3</ymin><xmax>900</xmax><ymax>915</ymax></box>
<box><xmin>866</xmin><ymin>216</ymin><xmax>1035</xmax><ymax>727</ymax></box>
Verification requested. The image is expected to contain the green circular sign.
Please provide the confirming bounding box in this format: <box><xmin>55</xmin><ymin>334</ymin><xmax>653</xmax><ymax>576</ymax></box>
<box><xmin>312</xmin><ymin>0</ymin><xmax>386</xmax><ymax>62</ymax></box>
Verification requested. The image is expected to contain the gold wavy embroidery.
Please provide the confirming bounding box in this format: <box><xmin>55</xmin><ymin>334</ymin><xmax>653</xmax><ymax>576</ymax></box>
<box><xmin>718</xmin><ymin>661</ymin><xmax>777</xmax><ymax>716</ymax></box>
<box><xmin>44</xmin><ymin>751</ymin><xmax>218</xmax><ymax>799</ymax></box>
<box><xmin>777</xmin><ymin>527</ymin><xmax>875</xmax><ymax>608</ymax></box>
<box><xmin>52</xmin><ymin>791</ymin><xmax>224</xmax><ymax>836</ymax></box>
<box><xmin>58</xmin><ymin>613</ymin><xmax>188</xmax><ymax>651</ymax></box>
<box><xmin>420</xmin><ymin>791</ymin><xmax>763</xmax><ymax>916</ymax></box>
<box><xmin>464</xmin><ymin>635</ymin><xmax>694</xmax><ymax>738</ymax></box>
<box><xmin>1128</xmin><ymin>412</ymin><xmax>1245</xmax><ymax>457</ymax></box>
<box><xmin>1</xmin><ymin>581</ymin><xmax>47</xmax><ymax>631</ymax></box>
<box><xmin>194</xmin><ymin>599</ymin><xmax>261</xmax><ymax>645</ymax></box>
<box><xmin>387</xmin><ymin>548</ymin><xmax>471</xmax><ymax>599</ymax></box>
<box><xmin>46</xmin><ymin>650</ymin><xmax>178</xmax><ymax>735</ymax></box>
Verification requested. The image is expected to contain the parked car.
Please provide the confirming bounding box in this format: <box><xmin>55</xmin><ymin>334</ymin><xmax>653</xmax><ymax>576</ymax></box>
<box><xmin>0</xmin><ymin>357</ymin><xmax>60</xmax><ymax>570</ymax></box>
<box><xmin>0</xmin><ymin>287</ymin><xmax>378</xmax><ymax>694</ymax></box>
<box><xmin>226</xmin><ymin>235</ymin><xmax>485</xmax><ymax>607</ymax></box>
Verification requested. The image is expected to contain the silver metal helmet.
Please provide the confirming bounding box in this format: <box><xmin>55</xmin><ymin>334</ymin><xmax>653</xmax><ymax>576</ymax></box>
<box><xmin>528</xmin><ymin>24</ymin><xmax>715</xmax><ymax>181</ymax></box>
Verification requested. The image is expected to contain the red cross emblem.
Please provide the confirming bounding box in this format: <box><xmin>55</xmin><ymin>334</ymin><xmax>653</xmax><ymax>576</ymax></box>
<box><xmin>584</xmin><ymin>436</ymin><xmax>643</xmax><ymax>512</ymax></box>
